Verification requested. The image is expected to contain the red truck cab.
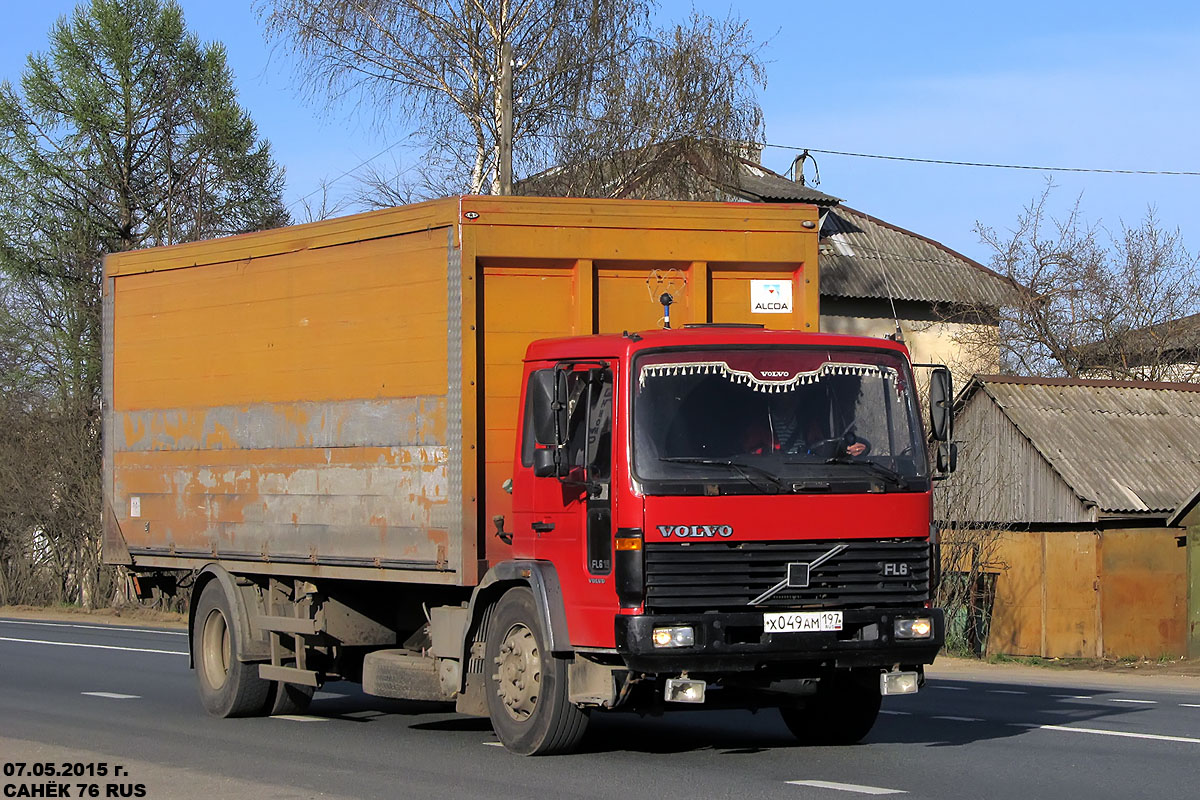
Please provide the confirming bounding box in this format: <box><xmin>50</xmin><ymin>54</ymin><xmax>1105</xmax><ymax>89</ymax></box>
<box><xmin>507</xmin><ymin>326</ymin><xmax>944</xmax><ymax>692</ymax></box>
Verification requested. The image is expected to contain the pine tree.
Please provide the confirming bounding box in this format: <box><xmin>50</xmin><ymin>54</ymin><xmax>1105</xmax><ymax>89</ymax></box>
<box><xmin>0</xmin><ymin>0</ymin><xmax>288</xmax><ymax>606</ymax></box>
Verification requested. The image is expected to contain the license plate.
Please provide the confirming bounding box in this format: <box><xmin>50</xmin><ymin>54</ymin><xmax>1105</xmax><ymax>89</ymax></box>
<box><xmin>763</xmin><ymin>610</ymin><xmax>843</xmax><ymax>633</ymax></box>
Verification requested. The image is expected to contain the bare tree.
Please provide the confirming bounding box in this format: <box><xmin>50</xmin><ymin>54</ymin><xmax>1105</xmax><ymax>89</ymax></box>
<box><xmin>533</xmin><ymin>11</ymin><xmax>766</xmax><ymax>200</ymax></box>
<box><xmin>260</xmin><ymin>0</ymin><xmax>649</xmax><ymax>196</ymax></box>
<box><xmin>933</xmin><ymin>452</ymin><xmax>1012</xmax><ymax>657</ymax></box>
<box><xmin>970</xmin><ymin>183</ymin><xmax>1200</xmax><ymax>380</ymax></box>
<box><xmin>294</xmin><ymin>178</ymin><xmax>354</xmax><ymax>223</ymax></box>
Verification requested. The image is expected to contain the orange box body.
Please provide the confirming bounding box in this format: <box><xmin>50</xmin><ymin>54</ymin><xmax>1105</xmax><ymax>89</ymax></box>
<box><xmin>102</xmin><ymin>196</ymin><xmax>820</xmax><ymax>587</ymax></box>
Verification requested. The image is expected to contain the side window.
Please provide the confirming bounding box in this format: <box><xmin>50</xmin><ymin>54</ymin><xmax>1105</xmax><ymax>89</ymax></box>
<box><xmin>562</xmin><ymin>371</ymin><xmax>590</xmax><ymax>472</ymax></box>
<box><xmin>522</xmin><ymin>365</ymin><xmax>611</xmax><ymax>477</ymax></box>
<box><xmin>586</xmin><ymin>376</ymin><xmax>613</xmax><ymax>482</ymax></box>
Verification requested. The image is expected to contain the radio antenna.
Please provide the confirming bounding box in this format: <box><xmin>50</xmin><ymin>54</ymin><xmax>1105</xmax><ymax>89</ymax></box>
<box><xmin>646</xmin><ymin>268</ymin><xmax>686</xmax><ymax>329</ymax></box>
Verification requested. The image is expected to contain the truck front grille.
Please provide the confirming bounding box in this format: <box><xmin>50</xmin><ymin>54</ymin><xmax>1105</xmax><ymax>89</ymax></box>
<box><xmin>643</xmin><ymin>538</ymin><xmax>930</xmax><ymax>611</ymax></box>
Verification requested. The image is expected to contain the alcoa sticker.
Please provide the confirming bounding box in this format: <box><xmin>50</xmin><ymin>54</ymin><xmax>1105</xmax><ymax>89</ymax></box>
<box><xmin>657</xmin><ymin>525</ymin><xmax>734</xmax><ymax>538</ymax></box>
<box><xmin>750</xmin><ymin>279</ymin><xmax>792</xmax><ymax>314</ymax></box>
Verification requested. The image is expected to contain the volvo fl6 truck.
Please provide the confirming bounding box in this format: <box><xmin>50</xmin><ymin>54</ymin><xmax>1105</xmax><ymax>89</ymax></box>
<box><xmin>103</xmin><ymin>196</ymin><xmax>952</xmax><ymax>754</ymax></box>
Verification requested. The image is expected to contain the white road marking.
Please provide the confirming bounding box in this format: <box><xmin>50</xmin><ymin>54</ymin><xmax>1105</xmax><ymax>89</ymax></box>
<box><xmin>1052</xmin><ymin>695</ymin><xmax>1093</xmax><ymax>700</ymax></box>
<box><xmin>1181</xmin><ymin>703</ymin><xmax>1200</xmax><ymax>708</ymax></box>
<box><xmin>1013</xmin><ymin>723</ymin><xmax>1200</xmax><ymax>745</ymax></box>
<box><xmin>931</xmin><ymin>715</ymin><xmax>982</xmax><ymax>722</ymax></box>
<box><xmin>273</xmin><ymin>715</ymin><xmax>328</xmax><ymax>723</ymax></box>
<box><xmin>987</xmin><ymin>690</ymin><xmax>1027</xmax><ymax>695</ymax></box>
<box><xmin>0</xmin><ymin>635</ymin><xmax>187</xmax><ymax>656</ymax></box>
<box><xmin>1110</xmin><ymin>699</ymin><xmax>1156</xmax><ymax>704</ymax></box>
<box><xmin>81</xmin><ymin>692</ymin><xmax>140</xmax><ymax>699</ymax></box>
<box><xmin>0</xmin><ymin>619</ymin><xmax>187</xmax><ymax>636</ymax></box>
<box><xmin>928</xmin><ymin>685</ymin><xmax>967</xmax><ymax>691</ymax></box>
<box><xmin>878</xmin><ymin>710</ymin><xmax>911</xmax><ymax>716</ymax></box>
<box><xmin>483</xmin><ymin>742</ymin><xmax>505</xmax><ymax>747</ymax></box>
<box><xmin>312</xmin><ymin>691</ymin><xmax>345</xmax><ymax>700</ymax></box>
<box><xmin>787</xmin><ymin>780</ymin><xmax>905</xmax><ymax>795</ymax></box>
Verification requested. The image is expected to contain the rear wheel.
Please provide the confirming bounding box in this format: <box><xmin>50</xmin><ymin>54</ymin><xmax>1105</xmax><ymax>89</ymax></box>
<box><xmin>192</xmin><ymin>580</ymin><xmax>271</xmax><ymax>717</ymax></box>
<box><xmin>780</xmin><ymin>671</ymin><xmax>881</xmax><ymax>745</ymax></box>
<box><xmin>484</xmin><ymin>588</ymin><xmax>589</xmax><ymax>755</ymax></box>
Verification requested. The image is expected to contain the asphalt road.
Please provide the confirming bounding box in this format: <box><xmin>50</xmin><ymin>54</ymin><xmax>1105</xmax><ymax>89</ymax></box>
<box><xmin>2</xmin><ymin>616</ymin><xmax>1198</xmax><ymax>800</ymax></box>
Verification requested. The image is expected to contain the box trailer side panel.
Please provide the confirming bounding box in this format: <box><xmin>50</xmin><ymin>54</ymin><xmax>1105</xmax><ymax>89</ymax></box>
<box><xmin>105</xmin><ymin>215</ymin><xmax>473</xmax><ymax>584</ymax></box>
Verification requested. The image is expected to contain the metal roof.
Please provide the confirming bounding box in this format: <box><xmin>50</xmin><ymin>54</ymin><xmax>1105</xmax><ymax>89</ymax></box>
<box><xmin>966</xmin><ymin>375</ymin><xmax>1200</xmax><ymax>515</ymax></box>
<box><xmin>819</xmin><ymin>206</ymin><xmax>1016</xmax><ymax>308</ymax></box>
<box><xmin>730</xmin><ymin>160</ymin><xmax>842</xmax><ymax>205</ymax></box>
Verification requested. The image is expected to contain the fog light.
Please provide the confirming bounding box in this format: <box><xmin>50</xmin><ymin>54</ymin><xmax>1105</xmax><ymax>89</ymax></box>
<box><xmin>895</xmin><ymin>617</ymin><xmax>933</xmax><ymax>639</ymax></box>
<box><xmin>881</xmin><ymin>670</ymin><xmax>919</xmax><ymax>695</ymax></box>
<box><xmin>664</xmin><ymin>677</ymin><xmax>706</xmax><ymax>703</ymax></box>
<box><xmin>651</xmin><ymin>626</ymin><xmax>695</xmax><ymax>648</ymax></box>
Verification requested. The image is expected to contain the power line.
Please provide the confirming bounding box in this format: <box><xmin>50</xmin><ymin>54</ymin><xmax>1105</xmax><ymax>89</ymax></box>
<box><xmin>286</xmin><ymin>137</ymin><xmax>411</xmax><ymax>211</ymax></box>
<box><xmin>287</xmin><ymin>119</ymin><xmax>1200</xmax><ymax>208</ymax></box>
<box><xmin>761</xmin><ymin>143</ymin><xmax>1200</xmax><ymax>177</ymax></box>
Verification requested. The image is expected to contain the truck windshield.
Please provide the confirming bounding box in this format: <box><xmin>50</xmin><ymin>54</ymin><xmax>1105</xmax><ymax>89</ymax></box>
<box><xmin>632</xmin><ymin>348</ymin><xmax>928</xmax><ymax>491</ymax></box>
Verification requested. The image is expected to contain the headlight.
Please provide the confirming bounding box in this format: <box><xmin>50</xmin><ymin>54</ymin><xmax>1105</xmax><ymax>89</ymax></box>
<box><xmin>651</xmin><ymin>626</ymin><xmax>695</xmax><ymax>648</ymax></box>
<box><xmin>895</xmin><ymin>617</ymin><xmax>933</xmax><ymax>639</ymax></box>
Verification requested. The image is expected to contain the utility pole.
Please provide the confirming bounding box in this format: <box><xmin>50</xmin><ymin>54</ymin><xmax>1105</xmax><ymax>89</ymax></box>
<box><xmin>499</xmin><ymin>41</ymin><xmax>513</xmax><ymax>196</ymax></box>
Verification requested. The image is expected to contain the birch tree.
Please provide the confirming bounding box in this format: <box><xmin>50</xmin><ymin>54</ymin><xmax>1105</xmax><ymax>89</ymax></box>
<box><xmin>261</xmin><ymin>0</ymin><xmax>649</xmax><ymax>195</ymax></box>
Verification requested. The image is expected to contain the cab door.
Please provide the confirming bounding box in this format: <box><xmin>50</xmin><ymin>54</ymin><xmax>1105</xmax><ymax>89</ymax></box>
<box><xmin>512</xmin><ymin>361</ymin><xmax>616</xmax><ymax>646</ymax></box>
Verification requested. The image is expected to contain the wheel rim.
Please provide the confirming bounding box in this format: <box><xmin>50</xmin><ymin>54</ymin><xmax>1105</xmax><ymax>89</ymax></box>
<box><xmin>200</xmin><ymin>607</ymin><xmax>231</xmax><ymax>691</ymax></box>
<box><xmin>493</xmin><ymin>622</ymin><xmax>541</xmax><ymax>722</ymax></box>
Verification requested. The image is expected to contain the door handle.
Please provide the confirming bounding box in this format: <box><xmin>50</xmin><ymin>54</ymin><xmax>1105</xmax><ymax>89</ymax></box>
<box><xmin>531</xmin><ymin>521</ymin><xmax>555</xmax><ymax>534</ymax></box>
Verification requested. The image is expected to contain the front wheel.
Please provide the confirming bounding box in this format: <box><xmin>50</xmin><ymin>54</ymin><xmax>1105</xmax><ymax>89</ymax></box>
<box><xmin>484</xmin><ymin>587</ymin><xmax>589</xmax><ymax>755</ymax></box>
<box><xmin>779</xmin><ymin>671</ymin><xmax>881</xmax><ymax>745</ymax></box>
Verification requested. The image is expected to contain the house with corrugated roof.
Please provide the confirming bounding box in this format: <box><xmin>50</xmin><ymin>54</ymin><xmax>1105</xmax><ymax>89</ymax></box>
<box><xmin>522</xmin><ymin>140</ymin><xmax>1014</xmax><ymax>380</ymax></box>
<box><xmin>948</xmin><ymin>375</ymin><xmax>1197</xmax><ymax>659</ymax></box>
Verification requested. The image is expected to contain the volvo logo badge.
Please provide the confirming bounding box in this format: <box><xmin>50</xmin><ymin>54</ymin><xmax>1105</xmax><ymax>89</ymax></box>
<box><xmin>748</xmin><ymin>544</ymin><xmax>849</xmax><ymax>605</ymax></box>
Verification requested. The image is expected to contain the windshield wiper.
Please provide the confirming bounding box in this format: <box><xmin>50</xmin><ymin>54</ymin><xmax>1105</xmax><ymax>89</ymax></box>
<box><xmin>820</xmin><ymin>455</ymin><xmax>909</xmax><ymax>488</ymax></box>
<box><xmin>658</xmin><ymin>457</ymin><xmax>785</xmax><ymax>493</ymax></box>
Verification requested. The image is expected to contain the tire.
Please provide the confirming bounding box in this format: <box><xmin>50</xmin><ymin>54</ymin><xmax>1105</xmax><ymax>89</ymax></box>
<box><xmin>779</xmin><ymin>671</ymin><xmax>881</xmax><ymax>745</ymax></box>
<box><xmin>484</xmin><ymin>587</ymin><xmax>589</xmax><ymax>755</ymax></box>
<box><xmin>192</xmin><ymin>580</ymin><xmax>271</xmax><ymax>718</ymax></box>
<box><xmin>265</xmin><ymin>679</ymin><xmax>314</xmax><ymax>716</ymax></box>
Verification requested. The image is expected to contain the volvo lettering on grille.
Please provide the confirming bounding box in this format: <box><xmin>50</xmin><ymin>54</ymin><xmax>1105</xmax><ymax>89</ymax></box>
<box><xmin>655</xmin><ymin>525</ymin><xmax>733</xmax><ymax>539</ymax></box>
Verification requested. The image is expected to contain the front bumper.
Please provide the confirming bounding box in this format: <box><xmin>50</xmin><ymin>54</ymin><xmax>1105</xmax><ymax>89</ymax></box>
<box><xmin>615</xmin><ymin>607</ymin><xmax>944</xmax><ymax>674</ymax></box>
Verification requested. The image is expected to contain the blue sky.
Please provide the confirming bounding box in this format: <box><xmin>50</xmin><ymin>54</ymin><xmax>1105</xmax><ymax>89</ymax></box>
<box><xmin>4</xmin><ymin>1</ymin><xmax>1200</xmax><ymax>265</ymax></box>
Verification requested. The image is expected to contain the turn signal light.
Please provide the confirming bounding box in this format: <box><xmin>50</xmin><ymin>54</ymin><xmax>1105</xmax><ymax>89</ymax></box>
<box><xmin>651</xmin><ymin>626</ymin><xmax>695</xmax><ymax>648</ymax></box>
<box><xmin>616</xmin><ymin>537</ymin><xmax>643</xmax><ymax>551</ymax></box>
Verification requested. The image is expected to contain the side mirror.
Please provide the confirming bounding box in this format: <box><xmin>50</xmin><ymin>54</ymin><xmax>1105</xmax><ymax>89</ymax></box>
<box><xmin>529</xmin><ymin>370</ymin><xmax>558</xmax><ymax>446</ymax></box>
<box><xmin>936</xmin><ymin>441</ymin><xmax>958</xmax><ymax>474</ymax></box>
<box><xmin>533</xmin><ymin>448</ymin><xmax>560</xmax><ymax>478</ymax></box>
<box><xmin>928</xmin><ymin>367</ymin><xmax>953</xmax><ymax>443</ymax></box>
